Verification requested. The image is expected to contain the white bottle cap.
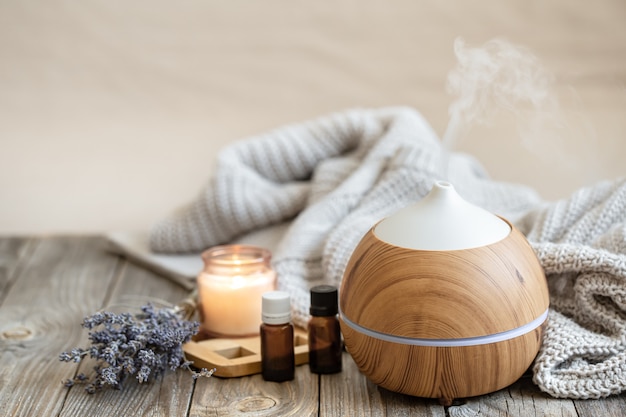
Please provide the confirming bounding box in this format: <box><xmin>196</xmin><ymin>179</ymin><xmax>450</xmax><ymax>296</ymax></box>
<box><xmin>262</xmin><ymin>291</ymin><xmax>291</xmax><ymax>325</ymax></box>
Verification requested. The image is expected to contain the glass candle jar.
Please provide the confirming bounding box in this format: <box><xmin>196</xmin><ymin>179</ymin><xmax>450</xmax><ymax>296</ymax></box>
<box><xmin>197</xmin><ymin>245</ymin><xmax>276</xmax><ymax>338</ymax></box>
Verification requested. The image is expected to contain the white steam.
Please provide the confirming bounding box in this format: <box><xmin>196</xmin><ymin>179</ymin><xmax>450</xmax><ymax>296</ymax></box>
<box><xmin>441</xmin><ymin>38</ymin><xmax>569</xmax><ymax>177</ymax></box>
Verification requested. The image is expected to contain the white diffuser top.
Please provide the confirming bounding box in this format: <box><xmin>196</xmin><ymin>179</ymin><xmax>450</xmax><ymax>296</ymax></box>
<box><xmin>374</xmin><ymin>181</ymin><xmax>511</xmax><ymax>250</ymax></box>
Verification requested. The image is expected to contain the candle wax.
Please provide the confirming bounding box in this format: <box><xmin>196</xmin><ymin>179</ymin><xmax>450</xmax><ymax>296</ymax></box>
<box><xmin>198</xmin><ymin>270</ymin><xmax>276</xmax><ymax>337</ymax></box>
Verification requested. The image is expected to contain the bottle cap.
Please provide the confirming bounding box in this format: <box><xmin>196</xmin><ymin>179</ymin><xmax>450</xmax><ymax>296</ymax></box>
<box><xmin>262</xmin><ymin>291</ymin><xmax>291</xmax><ymax>324</ymax></box>
<box><xmin>310</xmin><ymin>285</ymin><xmax>338</xmax><ymax>316</ymax></box>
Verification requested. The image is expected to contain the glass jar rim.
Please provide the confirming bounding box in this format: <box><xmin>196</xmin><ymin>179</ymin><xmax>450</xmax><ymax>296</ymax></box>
<box><xmin>201</xmin><ymin>244</ymin><xmax>272</xmax><ymax>266</ymax></box>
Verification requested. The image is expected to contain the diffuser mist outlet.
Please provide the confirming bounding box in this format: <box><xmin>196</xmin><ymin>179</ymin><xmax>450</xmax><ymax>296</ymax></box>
<box><xmin>339</xmin><ymin>181</ymin><xmax>549</xmax><ymax>404</ymax></box>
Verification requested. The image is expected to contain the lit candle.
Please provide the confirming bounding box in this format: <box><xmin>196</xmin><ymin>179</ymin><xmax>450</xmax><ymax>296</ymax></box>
<box><xmin>197</xmin><ymin>245</ymin><xmax>276</xmax><ymax>338</ymax></box>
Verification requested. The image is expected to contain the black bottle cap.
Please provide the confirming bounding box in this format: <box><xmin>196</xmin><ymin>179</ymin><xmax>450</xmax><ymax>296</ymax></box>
<box><xmin>309</xmin><ymin>285</ymin><xmax>338</xmax><ymax>316</ymax></box>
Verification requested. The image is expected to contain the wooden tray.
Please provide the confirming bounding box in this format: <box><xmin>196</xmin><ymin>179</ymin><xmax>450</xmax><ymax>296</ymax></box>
<box><xmin>183</xmin><ymin>328</ymin><xmax>309</xmax><ymax>378</ymax></box>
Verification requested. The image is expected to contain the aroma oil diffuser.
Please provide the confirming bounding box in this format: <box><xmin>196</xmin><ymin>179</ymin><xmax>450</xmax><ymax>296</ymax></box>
<box><xmin>339</xmin><ymin>181</ymin><xmax>549</xmax><ymax>404</ymax></box>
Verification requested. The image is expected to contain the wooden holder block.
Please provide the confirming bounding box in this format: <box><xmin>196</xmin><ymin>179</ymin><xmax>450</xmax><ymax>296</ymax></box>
<box><xmin>183</xmin><ymin>327</ymin><xmax>309</xmax><ymax>378</ymax></box>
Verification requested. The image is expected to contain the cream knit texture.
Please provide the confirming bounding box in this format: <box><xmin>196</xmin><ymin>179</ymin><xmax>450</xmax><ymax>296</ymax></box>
<box><xmin>150</xmin><ymin>107</ymin><xmax>626</xmax><ymax>399</ymax></box>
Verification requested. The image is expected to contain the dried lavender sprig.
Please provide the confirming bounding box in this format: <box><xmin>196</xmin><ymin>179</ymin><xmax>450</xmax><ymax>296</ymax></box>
<box><xmin>60</xmin><ymin>301</ymin><xmax>213</xmax><ymax>393</ymax></box>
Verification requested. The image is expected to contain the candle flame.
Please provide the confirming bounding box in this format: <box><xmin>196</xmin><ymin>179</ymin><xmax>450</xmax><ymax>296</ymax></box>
<box><xmin>230</xmin><ymin>275</ymin><xmax>247</xmax><ymax>289</ymax></box>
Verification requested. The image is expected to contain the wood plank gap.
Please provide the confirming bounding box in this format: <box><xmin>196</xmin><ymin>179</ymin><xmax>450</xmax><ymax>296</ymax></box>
<box><xmin>572</xmin><ymin>402</ymin><xmax>584</xmax><ymax>417</ymax></box>
<box><xmin>573</xmin><ymin>396</ymin><xmax>626</xmax><ymax>417</ymax></box>
<box><xmin>57</xmin><ymin>254</ymin><xmax>126</xmax><ymax>408</ymax></box>
<box><xmin>57</xmin><ymin>358</ymin><xmax>86</xmax><ymax>417</ymax></box>
<box><xmin>55</xmin><ymin>248</ymin><xmax>129</xmax><ymax>417</ymax></box>
<box><xmin>0</xmin><ymin>236</ymin><xmax>123</xmax><ymax>416</ymax></box>
<box><xmin>59</xmin><ymin>250</ymin><xmax>198</xmax><ymax>416</ymax></box>
<box><xmin>445</xmin><ymin>374</ymin><xmax>581</xmax><ymax>416</ymax></box>
<box><xmin>184</xmin><ymin>379</ymin><xmax>198</xmax><ymax>417</ymax></box>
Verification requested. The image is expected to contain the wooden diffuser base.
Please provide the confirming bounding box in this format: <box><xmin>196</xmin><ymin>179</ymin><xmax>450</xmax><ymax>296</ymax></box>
<box><xmin>339</xmin><ymin>221</ymin><xmax>549</xmax><ymax>403</ymax></box>
<box><xmin>341</xmin><ymin>320</ymin><xmax>544</xmax><ymax>404</ymax></box>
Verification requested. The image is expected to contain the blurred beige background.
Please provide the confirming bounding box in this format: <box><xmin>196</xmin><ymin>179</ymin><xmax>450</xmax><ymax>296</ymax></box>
<box><xmin>1</xmin><ymin>0</ymin><xmax>624</xmax><ymax>234</ymax></box>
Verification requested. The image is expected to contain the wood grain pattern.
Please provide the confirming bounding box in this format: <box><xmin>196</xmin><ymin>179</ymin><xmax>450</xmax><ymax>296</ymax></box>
<box><xmin>60</xmin><ymin>258</ymin><xmax>196</xmax><ymax>417</ymax></box>
<box><xmin>0</xmin><ymin>237</ymin><xmax>120</xmax><ymax>417</ymax></box>
<box><xmin>341</xmin><ymin>222</ymin><xmax>549</xmax><ymax>339</ymax></box>
<box><xmin>339</xmin><ymin>222</ymin><xmax>549</xmax><ymax>401</ymax></box>
<box><xmin>1</xmin><ymin>236</ymin><xmax>624</xmax><ymax>416</ymax></box>
<box><xmin>447</xmin><ymin>372</ymin><xmax>580</xmax><ymax>416</ymax></box>
<box><xmin>321</xmin><ymin>350</ymin><xmax>587</xmax><ymax>416</ymax></box>
<box><xmin>573</xmin><ymin>395</ymin><xmax>626</xmax><ymax>417</ymax></box>
<box><xmin>184</xmin><ymin>328</ymin><xmax>309</xmax><ymax>378</ymax></box>
<box><xmin>0</xmin><ymin>237</ymin><xmax>35</xmax><ymax>302</ymax></box>
<box><xmin>341</xmin><ymin>321</ymin><xmax>543</xmax><ymax>401</ymax></box>
<box><xmin>320</xmin><ymin>351</ymin><xmax>446</xmax><ymax>417</ymax></box>
<box><xmin>189</xmin><ymin>365</ymin><xmax>318</xmax><ymax>417</ymax></box>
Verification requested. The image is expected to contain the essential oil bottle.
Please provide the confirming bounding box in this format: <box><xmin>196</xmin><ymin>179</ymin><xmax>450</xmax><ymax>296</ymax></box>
<box><xmin>308</xmin><ymin>285</ymin><xmax>342</xmax><ymax>374</ymax></box>
<box><xmin>260</xmin><ymin>291</ymin><xmax>295</xmax><ymax>382</ymax></box>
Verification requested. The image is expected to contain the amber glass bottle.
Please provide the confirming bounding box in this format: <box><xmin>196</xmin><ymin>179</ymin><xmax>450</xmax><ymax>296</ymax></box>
<box><xmin>308</xmin><ymin>285</ymin><xmax>342</xmax><ymax>374</ymax></box>
<box><xmin>260</xmin><ymin>291</ymin><xmax>295</xmax><ymax>382</ymax></box>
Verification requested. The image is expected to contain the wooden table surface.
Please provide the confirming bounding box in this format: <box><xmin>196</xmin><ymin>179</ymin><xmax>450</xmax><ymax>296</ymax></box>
<box><xmin>1</xmin><ymin>236</ymin><xmax>624</xmax><ymax>416</ymax></box>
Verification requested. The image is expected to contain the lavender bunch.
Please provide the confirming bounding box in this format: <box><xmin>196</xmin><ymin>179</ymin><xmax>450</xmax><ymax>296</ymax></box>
<box><xmin>60</xmin><ymin>303</ymin><xmax>213</xmax><ymax>393</ymax></box>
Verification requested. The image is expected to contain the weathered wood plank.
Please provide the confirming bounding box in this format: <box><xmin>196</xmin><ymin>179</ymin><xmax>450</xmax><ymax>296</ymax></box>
<box><xmin>573</xmin><ymin>395</ymin><xmax>626</xmax><ymax>417</ymax></box>
<box><xmin>320</xmin><ymin>351</ymin><xmax>446</xmax><ymax>417</ymax></box>
<box><xmin>3</xmin><ymin>235</ymin><xmax>626</xmax><ymax>417</ymax></box>
<box><xmin>0</xmin><ymin>236</ymin><xmax>120</xmax><ymax>417</ymax></box>
<box><xmin>60</xmin><ymin>257</ymin><xmax>197</xmax><ymax>417</ymax></box>
<box><xmin>0</xmin><ymin>237</ymin><xmax>36</xmax><ymax>301</ymax></box>
<box><xmin>59</xmin><ymin>369</ymin><xmax>196</xmax><ymax>417</ymax></box>
<box><xmin>447</xmin><ymin>374</ymin><xmax>579</xmax><ymax>417</ymax></box>
<box><xmin>190</xmin><ymin>363</ymin><xmax>318</xmax><ymax>416</ymax></box>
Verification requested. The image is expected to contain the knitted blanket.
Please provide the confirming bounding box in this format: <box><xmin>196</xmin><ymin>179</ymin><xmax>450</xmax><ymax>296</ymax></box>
<box><xmin>150</xmin><ymin>107</ymin><xmax>626</xmax><ymax>399</ymax></box>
